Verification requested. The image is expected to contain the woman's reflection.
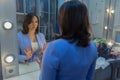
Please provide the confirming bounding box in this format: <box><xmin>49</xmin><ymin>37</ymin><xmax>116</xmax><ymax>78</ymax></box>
<box><xmin>17</xmin><ymin>13</ymin><xmax>46</xmax><ymax>63</ymax></box>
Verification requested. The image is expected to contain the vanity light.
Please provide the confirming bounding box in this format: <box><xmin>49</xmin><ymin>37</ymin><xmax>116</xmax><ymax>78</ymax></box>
<box><xmin>107</xmin><ymin>40</ymin><xmax>114</xmax><ymax>47</ymax></box>
<box><xmin>5</xmin><ymin>55</ymin><xmax>15</xmax><ymax>63</ymax></box>
<box><xmin>111</xmin><ymin>10</ymin><xmax>114</xmax><ymax>14</ymax></box>
<box><xmin>3</xmin><ymin>21</ymin><xmax>13</xmax><ymax>30</ymax></box>
<box><xmin>106</xmin><ymin>9</ymin><xmax>115</xmax><ymax>14</ymax></box>
<box><xmin>107</xmin><ymin>41</ymin><xmax>112</xmax><ymax>46</ymax></box>
<box><xmin>104</xmin><ymin>26</ymin><xmax>108</xmax><ymax>30</ymax></box>
<box><xmin>106</xmin><ymin>9</ymin><xmax>110</xmax><ymax>13</ymax></box>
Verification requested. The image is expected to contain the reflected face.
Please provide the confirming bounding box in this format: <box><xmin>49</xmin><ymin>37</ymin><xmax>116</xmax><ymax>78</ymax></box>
<box><xmin>28</xmin><ymin>16</ymin><xmax>38</xmax><ymax>31</ymax></box>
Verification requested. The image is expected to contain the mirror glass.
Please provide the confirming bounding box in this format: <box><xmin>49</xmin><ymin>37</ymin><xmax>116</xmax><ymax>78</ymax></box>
<box><xmin>16</xmin><ymin>0</ymin><xmax>109</xmax><ymax>74</ymax></box>
<box><xmin>16</xmin><ymin>0</ymin><xmax>40</xmax><ymax>75</ymax></box>
<box><xmin>19</xmin><ymin>61</ymin><xmax>39</xmax><ymax>75</ymax></box>
<box><xmin>16</xmin><ymin>0</ymin><xmax>56</xmax><ymax>75</ymax></box>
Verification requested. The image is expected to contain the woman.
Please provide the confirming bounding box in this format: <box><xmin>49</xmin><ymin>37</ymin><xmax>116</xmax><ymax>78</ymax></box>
<box><xmin>40</xmin><ymin>1</ymin><xmax>98</xmax><ymax>80</ymax></box>
<box><xmin>18</xmin><ymin>13</ymin><xmax>46</xmax><ymax>63</ymax></box>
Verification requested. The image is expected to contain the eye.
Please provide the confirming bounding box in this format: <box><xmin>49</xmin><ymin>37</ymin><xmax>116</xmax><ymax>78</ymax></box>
<box><xmin>35</xmin><ymin>21</ymin><xmax>38</xmax><ymax>23</ymax></box>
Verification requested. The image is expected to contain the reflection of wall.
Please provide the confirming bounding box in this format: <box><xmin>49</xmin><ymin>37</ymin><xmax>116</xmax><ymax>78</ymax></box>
<box><xmin>16</xmin><ymin>0</ymin><xmax>24</xmax><ymax>12</ymax></box>
<box><xmin>82</xmin><ymin>0</ymin><xmax>89</xmax><ymax>8</ymax></box>
<box><xmin>113</xmin><ymin>28</ymin><xmax>120</xmax><ymax>42</ymax></box>
<box><xmin>89</xmin><ymin>0</ymin><xmax>106</xmax><ymax>38</ymax></box>
<box><xmin>89</xmin><ymin>0</ymin><xmax>116</xmax><ymax>40</ymax></box>
<box><xmin>112</xmin><ymin>0</ymin><xmax>120</xmax><ymax>41</ymax></box>
<box><xmin>39</xmin><ymin>0</ymin><xmax>56</xmax><ymax>40</ymax></box>
<box><xmin>116</xmin><ymin>32</ymin><xmax>120</xmax><ymax>42</ymax></box>
<box><xmin>105</xmin><ymin>0</ymin><xmax>116</xmax><ymax>40</ymax></box>
<box><xmin>26</xmin><ymin>0</ymin><xmax>36</xmax><ymax>13</ymax></box>
<box><xmin>114</xmin><ymin>0</ymin><xmax>120</xmax><ymax>27</ymax></box>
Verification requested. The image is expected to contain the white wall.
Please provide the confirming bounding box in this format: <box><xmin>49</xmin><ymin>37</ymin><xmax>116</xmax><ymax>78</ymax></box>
<box><xmin>89</xmin><ymin>0</ymin><xmax>106</xmax><ymax>38</ymax></box>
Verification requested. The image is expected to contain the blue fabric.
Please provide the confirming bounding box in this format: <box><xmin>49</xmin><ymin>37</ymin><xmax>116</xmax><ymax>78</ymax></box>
<box><xmin>40</xmin><ymin>39</ymin><xmax>98</xmax><ymax>80</ymax></box>
<box><xmin>17</xmin><ymin>31</ymin><xmax>46</xmax><ymax>63</ymax></box>
<box><xmin>116</xmin><ymin>33</ymin><xmax>120</xmax><ymax>43</ymax></box>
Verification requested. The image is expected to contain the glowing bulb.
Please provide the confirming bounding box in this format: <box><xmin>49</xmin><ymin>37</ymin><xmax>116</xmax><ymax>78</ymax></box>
<box><xmin>106</xmin><ymin>9</ymin><xmax>110</xmax><ymax>13</ymax></box>
<box><xmin>111</xmin><ymin>10</ymin><xmax>114</xmax><ymax>14</ymax></box>
<box><xmin>3</xmin><ymin>21</ymin><xmax>12</xmax><ymax>30</ymax></box>
<box><xmin>106</xmin><ymin>9</ymin><xmax>115</xmax><ymax>14</ymax></box>
<box><xmin>105</xmin><ymin>26</ymin><xmax>108</xmax><ymax>30</ymax></box>
<box><xmin>107</xmin><ymin>41</ymin><xmax>113</xmax><ymax>47</ymax></box>
<box><xmin>5</xmin><ymin>55</ymin><xmax>14</xmax><ymax>63</ymax></box>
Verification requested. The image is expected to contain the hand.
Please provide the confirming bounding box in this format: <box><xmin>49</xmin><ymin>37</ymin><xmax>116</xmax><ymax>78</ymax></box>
<box><xmin>24</xmin><ymin>46</ymin><xmax>33</xmax><ymax>60</ymax></box>
<box><xmin>41</xmin><ymin>42</ymin><xmax>48</xmax><ymax>55</ymax></box>
<box><xmin>35</xmin><ymin>57</ymin><xmax>42</xmax><ymax>68</ymax></box>
<box><xmin>37</xmin><ymin>42</ymin><xmax>47</xmax><ymax>68</ymax></box>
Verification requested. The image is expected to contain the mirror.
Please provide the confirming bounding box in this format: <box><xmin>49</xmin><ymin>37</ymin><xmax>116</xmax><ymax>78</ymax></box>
<box><xmin>19</xmin><ymin>61</ymin><xmax>39</xmax><ymax>75</ymax></box>
<box><xmin>16</xmin><ymin>0</ymin><xmax>56</xmax><ymax>75</ymax></box>
<box><xmin>16</xmin><ymin>0</ymin><xmax>40</xmax><ymax>75</ymax></box>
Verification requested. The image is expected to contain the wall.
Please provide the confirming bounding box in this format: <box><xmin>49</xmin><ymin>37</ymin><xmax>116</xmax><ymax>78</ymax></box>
<box><xmin>89</xmin><ymin>0</ymin><xmax>106</xmax><ymax>38</ymax></box>
<box><xmin>0</xmin><ymin>0</ymin><xmax>19</xmax><ymax>79</ymax></box>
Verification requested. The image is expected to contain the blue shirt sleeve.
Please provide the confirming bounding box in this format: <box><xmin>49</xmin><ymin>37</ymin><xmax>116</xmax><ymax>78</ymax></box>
<box><xmin>37</xmin><ymin>33</ymin><xmax>46</xmax><ymax>48</ymax></box>
<box><xmin>86</xmin><ymin>55</ymin><xmax>97</xmax><ymax>80</ymax></box>
<box><xmin>17</xmin><ymin>32</ymin><xmax>26</xmax><ymax>63</ymax></box>
<box><xmin>18</xmin><ymin>55</ymin><xmax>26</xmax><ymax>63</ymax></box>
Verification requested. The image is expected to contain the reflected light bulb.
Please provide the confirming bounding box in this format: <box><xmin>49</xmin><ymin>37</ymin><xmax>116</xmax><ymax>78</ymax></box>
<box><xmin>5</xmin><ymin>55</ymin><xmax>14</xmax><ymax>63</ymax></box>
<box><xmin>3</xmin><ymin>21</ymin><xmax>12</xmax><ymax>29</ymax></box>
<box><xmin>111</xmin><ymin>10</ymin><xmax>115</xmax><ymax>14</ymax></box>
<box><xmin>107</xmin><ymin>41</ymin><xmax>113</xmax><ymax>47</ymax></box>
<box><xmin>106</xmin><ymin>9</ymin><xmax>110</xmax><ymax>13</ymax></box>
<box><xmin>105</xmin><ymin>26</ymin><xmax>108</xmax><ymax>30</ymax></box>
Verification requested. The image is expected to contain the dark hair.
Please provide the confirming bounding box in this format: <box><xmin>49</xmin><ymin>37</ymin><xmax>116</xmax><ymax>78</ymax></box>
<box><xmin>22</xmin><ymin>13</ymin><xmax>39</xmax><ymax>34</ymax></box>
<box><xmin>58</xmin><ymin>1</ymin><xmax>91</xmax><ymax>47</ymax></box>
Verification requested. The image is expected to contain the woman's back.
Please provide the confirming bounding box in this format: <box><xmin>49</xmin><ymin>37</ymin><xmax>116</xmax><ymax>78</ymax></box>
<box><xmin>40</xmin><ymin>1</ymin><xmax>98</xmax><ymax>80</ymax></box>
<box><xmin>41</xmin><ymin>39</ymin><xmax>97</xmax><ymax>80</ymax></box>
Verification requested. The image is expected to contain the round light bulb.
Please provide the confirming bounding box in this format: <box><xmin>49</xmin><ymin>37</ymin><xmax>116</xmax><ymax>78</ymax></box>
<box><xmin>107</xmin><ymin>41</ymin><xmax>113</xmax><ymax>47</ymax></box>
<box><xmin>106</xmin><ymin>9</ymin><xmax>110</xmax><ymax>13</ymax></box>
<box><xmin>111</xmin><ymin>10</ymin><xmax>114</xmax><ymax>14</ymax></box>
<box><xmin>105</xmin><ymin>26</ymin><xmax>108</xmax><ymax>30</ymax></box>
<box><xmin>5</xmin><ymin>55</ymin><xmax>14</xmax><ymax>63</ymax></box>
<box><xmin>3</xmin><ymin>21</ymin><xmax>12</xmax><ymax>29</ymax></box>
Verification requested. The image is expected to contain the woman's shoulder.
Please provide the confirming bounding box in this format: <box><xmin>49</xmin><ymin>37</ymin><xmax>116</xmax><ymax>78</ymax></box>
<box><xmin>17</xmin><ymin>31</ymin><xmax>27</xmax><ymax>39</ymax></box>
<box><xmin>18</xmin><ymin>31</ymin><xmax>21</xmax><ymax>34</ymax></box>
<box><xmin>47</xmin><ymin>39</ymin><xmax>68</xmax><ymax>56</ymax></box>
<box><xmin>17</xmin><ymin>31</ymin><xmax>23</xmax><ymax>37</ymax></box>
<box><xmin>89</xmin><ymin>41</ymin><xmax>97</xmax><ymax>48</ymax></box>
<box><xmin>89</xmin><ymin>41</ymin><xmax>98</xmax><ymax>55</ymax></box>
<box><xmin>48</xmin><ymin>39</ymin><xmax>69</xmax><ymax>48</ymax></box>
<box><xmin>37</xmin><ymin>32</ymin><xmax>45</xmax><ymax>37</ymax></box>
<box><xmin>17</xmin><ymin>31</ymin><xmax>24</xmax><ymax>36</ymax></box>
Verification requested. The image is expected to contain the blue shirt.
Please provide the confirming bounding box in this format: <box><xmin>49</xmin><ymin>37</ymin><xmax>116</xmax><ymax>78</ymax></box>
<box><xmin>18</xmin><ymin>31</ymin><xmax>46</xmax><ymax>63</ymax></box>
<box><xmin>40</xmin><ymin>39</ymin><xmax>97</xmax><ymax>80</ymax></box>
